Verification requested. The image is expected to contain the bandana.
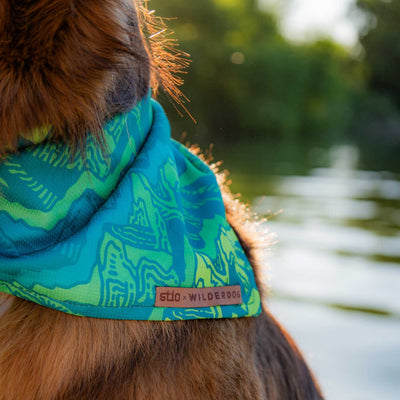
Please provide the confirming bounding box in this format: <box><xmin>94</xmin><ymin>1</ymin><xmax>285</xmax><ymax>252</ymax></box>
<box><xmin>0</xmin><ymin>94</ymin><xmax>261</xmax><ymax>320</ymax></box>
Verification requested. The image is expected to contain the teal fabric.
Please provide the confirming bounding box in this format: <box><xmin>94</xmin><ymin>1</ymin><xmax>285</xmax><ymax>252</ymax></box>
<box><xmin>0</xmin><ymin>94</ymin><xmax>262</xmax><ymax>320</ymax></box>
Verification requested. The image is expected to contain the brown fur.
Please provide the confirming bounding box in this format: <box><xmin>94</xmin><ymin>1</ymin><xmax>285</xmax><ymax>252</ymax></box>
<box><xmin>0</xmin><ymin>0</ymin><xmax>150</xmax><ymax>155</ymax></box>
<box><xmin>0</xmin><ymin>1</ymin><xmax>324</xmax><ymax>399</ymax></box>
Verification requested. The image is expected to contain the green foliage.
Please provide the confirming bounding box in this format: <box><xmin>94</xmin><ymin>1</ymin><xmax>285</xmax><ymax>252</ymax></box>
<box><xmin>147</xmin><ymin>0</ymin><xmax>369</xmax><ymax>149</ymax></box>
<box><xmin>356</xmin><ymin>0</ymin><xmax>400</xmax><ymax>106</ymax></box>
<box><xmin>344</xmin><ymin>0</ymin><xmax>400</xmax><ymax>166</ymax></box>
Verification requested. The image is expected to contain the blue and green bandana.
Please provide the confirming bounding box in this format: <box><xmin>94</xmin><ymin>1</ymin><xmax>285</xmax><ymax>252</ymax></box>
<box><xmin>0</xmin><ymin>94</ymin><xmax>261</xmax><ymax>321</ymax></box>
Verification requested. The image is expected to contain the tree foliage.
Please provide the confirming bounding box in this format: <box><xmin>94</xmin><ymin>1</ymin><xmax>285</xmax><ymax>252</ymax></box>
<box><xmin>356</xmin><ymin>0</ymin><xmax>400</xmax><ymax>107</ymax></box>
<box><xmin>148</xmin><ymin>0</ymin><xmax>361</xmax><ymax>144</ymax></box>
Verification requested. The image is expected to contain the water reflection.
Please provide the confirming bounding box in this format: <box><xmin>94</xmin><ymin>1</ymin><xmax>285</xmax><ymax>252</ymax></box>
<box><xmin>233</xmin><ymin>145</ymin><xmax>400</xmax><ymax>400</ymax></box>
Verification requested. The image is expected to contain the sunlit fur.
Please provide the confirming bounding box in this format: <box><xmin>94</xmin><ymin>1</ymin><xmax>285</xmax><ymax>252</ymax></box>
<box><xmin>0</xmin><ymin>1</ymin><xmax>323</xmax><ymax>399</ymax></box>
<box><xmin>0</xmin><ymin>0</ymin><xmax>150</xmax><ymax>155</ymax></box>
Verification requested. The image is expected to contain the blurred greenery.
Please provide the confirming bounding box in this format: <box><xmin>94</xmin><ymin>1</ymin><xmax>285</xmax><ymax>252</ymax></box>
<box><xmin>150</xmin><ymin>0</ymin><xmax>400</xmax><ymax>172</ymax></box>
<box><xmin>356</xmin><ymin>0</ymin><xmax>400</xmax><ymax>107</ymax></box>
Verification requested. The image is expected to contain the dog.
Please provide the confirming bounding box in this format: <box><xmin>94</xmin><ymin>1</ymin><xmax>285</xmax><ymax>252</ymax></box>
<box><xmin>0</xmin><ymin>1</ymin><xmax>324</xmax><ymax>399</ymax></box>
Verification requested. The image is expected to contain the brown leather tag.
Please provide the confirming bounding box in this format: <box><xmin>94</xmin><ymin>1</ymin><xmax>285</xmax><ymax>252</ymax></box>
<box><xmin>155</xmin><ymin>286</ymin><xmax>243</xmax><ymax>308</ymax></box>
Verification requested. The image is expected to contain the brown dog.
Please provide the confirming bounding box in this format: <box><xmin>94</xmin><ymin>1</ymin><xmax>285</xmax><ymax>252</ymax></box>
<box><xmin>0</xmin><ymin>1</ymin><xmax>323</xmax><ymax>399</ymax></box>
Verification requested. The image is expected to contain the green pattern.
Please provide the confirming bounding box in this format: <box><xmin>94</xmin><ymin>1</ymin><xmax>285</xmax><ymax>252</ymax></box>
<box><xmin>0</xmin><ymin>94</ymin><xmax>261</xmax><ymax>320</ymax></box>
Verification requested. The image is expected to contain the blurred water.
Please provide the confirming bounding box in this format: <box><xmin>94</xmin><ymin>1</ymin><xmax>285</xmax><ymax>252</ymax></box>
<box><xmin>252</xmin><ymin>145</ymin><xmax>400</xmax><ymax>400</ymax></box>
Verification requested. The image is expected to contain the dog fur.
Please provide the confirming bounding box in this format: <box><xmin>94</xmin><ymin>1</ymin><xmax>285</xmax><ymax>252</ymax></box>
<box><xmin>0</xmin><ymin>1</ymin><xmax>324</xmax><ymax>399</ymax></box>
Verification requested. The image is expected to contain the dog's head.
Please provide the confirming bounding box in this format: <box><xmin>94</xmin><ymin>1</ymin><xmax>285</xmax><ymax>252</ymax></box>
<box><xmin>0</xmin><ymin>0</ymin><xmax>153</xmax><ymax>154</ymax></box>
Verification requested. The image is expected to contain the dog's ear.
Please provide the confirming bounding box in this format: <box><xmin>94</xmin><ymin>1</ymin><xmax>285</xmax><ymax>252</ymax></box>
<box><xmin>0</xmin><ymin>0</ymin><xmax>150</xmax><ymax>155</ymax></box>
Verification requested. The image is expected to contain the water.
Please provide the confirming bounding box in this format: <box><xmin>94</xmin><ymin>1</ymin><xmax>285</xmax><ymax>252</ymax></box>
<box><xmin>219</xmin><ymin>144</ymin><xmax>400</xmax><ymax>400</ymax></box>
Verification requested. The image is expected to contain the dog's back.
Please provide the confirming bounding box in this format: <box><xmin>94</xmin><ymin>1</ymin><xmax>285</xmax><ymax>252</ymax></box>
<box><xmin>0</xmin><ymin>1</ymin><xmax>323</xmax><ymax>399</ymax></box>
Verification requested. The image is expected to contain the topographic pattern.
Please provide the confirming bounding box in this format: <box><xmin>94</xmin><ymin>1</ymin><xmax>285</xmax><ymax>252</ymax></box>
<box><xmin>0</xmin><ymin>94</ymin><xmax>262</xmax><ymax>320</ymax></box>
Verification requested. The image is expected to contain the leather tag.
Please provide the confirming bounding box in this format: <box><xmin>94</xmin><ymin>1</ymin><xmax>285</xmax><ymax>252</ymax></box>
<box><xmin>155</xmin><ymin>286</ymin><xmax>243</xmax><ymax>308</ymax></box>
